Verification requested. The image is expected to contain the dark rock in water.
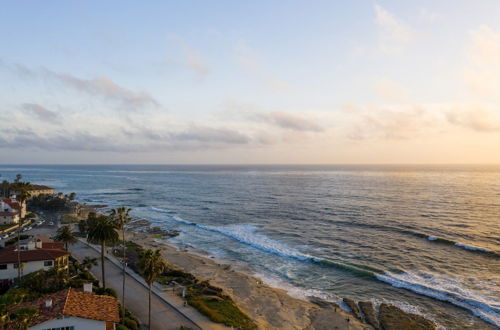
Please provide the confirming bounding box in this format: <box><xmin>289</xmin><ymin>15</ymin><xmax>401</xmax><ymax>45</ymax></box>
<box><xmin>343</xmin><ymin>298</ymin><xmax>362</xmax><ymax>320</ymax></box>
<box><xmin>379</xmin><ymin>303</ymin><xmax>437</xmax><ymax>330</ymax></box>
<box><xmin>359</xmin><ymin>301</ymin><xmax>380</xmax><ymax>329</ymax></box>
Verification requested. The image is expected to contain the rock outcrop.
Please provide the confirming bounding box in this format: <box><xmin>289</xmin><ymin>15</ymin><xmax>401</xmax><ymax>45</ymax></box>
<box><xmin>359</xmin><ymin>301</ymin><xmax>380</xmax><ymax>329</ymax></box>
<box><xmin>378</xmin><ymin>303</ymin><xmax>438</xmax><ymax>330</ymax></box>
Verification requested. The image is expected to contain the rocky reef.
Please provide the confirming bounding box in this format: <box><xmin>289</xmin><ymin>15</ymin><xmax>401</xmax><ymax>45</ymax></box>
<box><xmin>312</xmin><ymin>298</ymin><xmax>438</xmax><ymax>330</ymax></box>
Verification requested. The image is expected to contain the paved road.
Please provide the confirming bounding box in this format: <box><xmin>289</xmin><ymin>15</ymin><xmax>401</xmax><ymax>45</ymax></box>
<box><xmin>71</xmin><ymin>241</ymin><xmax>200</xmax><ymax>330</ymax></box>
<box><xmin>27</xmin><ymin>222</ymin><xmax>201</xmax><ymax>330</ymax></box>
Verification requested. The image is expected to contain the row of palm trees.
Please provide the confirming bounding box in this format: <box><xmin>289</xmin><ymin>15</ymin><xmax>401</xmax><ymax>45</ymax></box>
<box><xmin>75</xmin><ymin>207</ymin><xmax>167</xmax><ymax>329</ymax></box>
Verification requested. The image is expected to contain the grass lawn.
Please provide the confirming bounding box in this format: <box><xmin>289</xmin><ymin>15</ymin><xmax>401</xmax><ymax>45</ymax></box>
<box><xmin>0</xmin><ymin>223</ymin><xmax>17</xmax><ymax>231</ymax></box>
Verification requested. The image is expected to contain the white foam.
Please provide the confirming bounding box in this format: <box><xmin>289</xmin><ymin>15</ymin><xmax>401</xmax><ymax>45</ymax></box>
<box><xmin>377</xmin><ymin>271</ymin><xmax>500</xmax><ymax>327</ymax></box>
<box><xmin>454</xmin><ymin>242</ymin><xmax>493</xmax><ymax>253</ymax></box>
<box><xmin>427</xmin><ymin>236</ymin><xmax>438</xmax><ymax>241</ymax></box>
<box><xmin>151</xmin><ymin>206</ymin><xmax>318</xmax><ymax>262</ymax></box>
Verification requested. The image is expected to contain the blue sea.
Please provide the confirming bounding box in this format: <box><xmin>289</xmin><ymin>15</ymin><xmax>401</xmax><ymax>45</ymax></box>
<box><xmin>1</xmin><ymin>165</ymin><xmax>499</xmax><ymax>329</ymax></box>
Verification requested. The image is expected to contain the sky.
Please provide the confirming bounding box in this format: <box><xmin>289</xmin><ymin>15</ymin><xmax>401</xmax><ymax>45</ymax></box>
<box><xmin>1</xmin><ymin>0</ymin><xmax>500</xmax><ymax>164</ymax></box>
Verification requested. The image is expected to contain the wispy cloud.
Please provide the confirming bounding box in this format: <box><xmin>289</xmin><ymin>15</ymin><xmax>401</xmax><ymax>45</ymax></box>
<box><xmin>21</xmin><ymin>103</ymin><xmax>60</xmax><ymax>123</ymax></box>
<box><xmin>445</xmin><ymin>105</ymin><xmax>500</xmax><ymax>132</ymax></box>
<box><xmin>254</xmin><ymin>111</ymin><xmax>323</xmax><ymax>132</ymax></box>
<box><xmin>4</xmin><ymin>62</ymin><xmax>159</xmax><ymax>110</ymax></box>
<box><xmin>374</xmin><ymin>4</ymin><xmax>415</xmax><ymax>53</ymax></box>
<box><xmin>167</xmin><ymin>34</ymin><xmax>210</xmax><ymax>78</ymax></box>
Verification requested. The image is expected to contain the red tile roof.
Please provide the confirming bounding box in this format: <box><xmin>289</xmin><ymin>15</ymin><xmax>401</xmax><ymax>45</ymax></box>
<box><xmin>0</xmin><ymin>211</ymin><xmax>17</xmax><ymax>216</ymax></box>
<box><xmin>63</xmin><ymin>288</ymin><xmax>120</xmax><ymax>323</ymax></box>
<box><xmin>2</xmin><ymin>198</ymin><xmax>20</xmax><ymax>210</ymax></box>
<box><xmin>42</xmin><ymin>242</ymin><xmax>65</xmax><ymax>249</ymax></box>
<box><xmin>0</xmin><ymin>246</ymin><xmax>68</xmax><ymax>263</ymax></box>
<box><xmin>7</xmin><ymin>288</ymin><xmax>120</xmax><ymax>329</ymax></box>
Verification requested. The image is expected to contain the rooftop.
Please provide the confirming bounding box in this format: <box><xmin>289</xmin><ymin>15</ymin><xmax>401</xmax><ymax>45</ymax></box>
<box><xmin>8</xmin><ymin>288</ymin><xmax>120</xmax><ymax>328</ymax></box>
<box><xmin>0</xmin><ymin>245</ymin><xmax>68</xmax><ymax>263</ymax></box>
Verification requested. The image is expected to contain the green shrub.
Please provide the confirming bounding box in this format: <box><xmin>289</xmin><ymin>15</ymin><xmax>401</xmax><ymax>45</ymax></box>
<box><xmin>94</xmin><ymin>287</ymin><xmax>117</xmax><ymax>297</ymax></box>
<box><xmin>123</xmin><ymin>317</ymin><xmax>139</xmax><ymax>330</ymax></box>
<box><xmin>187</xmin><ymin>295</ymin><xmax>256</xmax><ymax>330</ymax></box>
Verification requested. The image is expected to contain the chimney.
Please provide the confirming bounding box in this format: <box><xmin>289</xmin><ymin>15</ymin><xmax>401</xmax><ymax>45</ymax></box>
<box><xmin>83</xmin><ymin>282</ymin><xmax>93</xmax><ymax>293</ymax></box>
<box><xmin>45</xmin><ymin>299</ymin><xmax>52</xmax><ymax>308</ymax></box>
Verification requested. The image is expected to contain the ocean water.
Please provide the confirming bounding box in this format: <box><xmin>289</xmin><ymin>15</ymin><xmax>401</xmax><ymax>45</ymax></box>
<box><xmin>1</xmin><ymin>165</ymin><xmax>499</xmax><ymax>329</ymax></box>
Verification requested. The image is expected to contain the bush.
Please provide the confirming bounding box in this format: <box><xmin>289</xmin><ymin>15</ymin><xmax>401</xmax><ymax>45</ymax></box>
<box><xmin>123</xmin><ymin>317</ymin><xmax>139</xmax><ymax>330</ymax></box>
<box><xmin>94</xmin><ymin>287</ymin><xmax>117</xmax><ymax>298</ymax></box>
<box><xmin>187</xmin><ymin>295</ymin><xmax>256</xmax><ymax>330</ymax></box>
<box><xmin>5</xmin><ymin>234</ymin><xmax>31</xmax><ymax>246</ymax></box>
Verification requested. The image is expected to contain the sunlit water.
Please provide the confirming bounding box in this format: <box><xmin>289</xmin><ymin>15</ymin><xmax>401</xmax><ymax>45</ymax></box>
<box><xmin>1</xmin><ymin>165</ymin><xmax>499</xmax><ymax>329</ymax></box>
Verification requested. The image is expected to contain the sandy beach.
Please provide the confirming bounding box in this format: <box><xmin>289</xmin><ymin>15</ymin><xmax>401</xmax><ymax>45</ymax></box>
<box><xmin>128</xmin><ymin>230</ymin><xmax>369</xmax><ymax>330</ymax></box>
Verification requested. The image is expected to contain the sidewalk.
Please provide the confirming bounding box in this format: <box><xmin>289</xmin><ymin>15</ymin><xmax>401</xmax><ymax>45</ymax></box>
<box><xmin>77</xmin><ymin>238</ymin><xmax>229</xmax><ymax>330</ymax></box>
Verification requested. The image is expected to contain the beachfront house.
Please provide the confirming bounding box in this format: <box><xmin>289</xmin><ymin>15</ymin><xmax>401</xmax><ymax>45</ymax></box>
<box><xmin>0</xmin><ymin>238</ymin><xmax>69</xmax><ymax>283</ymax></box>
<box><xmin>0</xmin><ymin>197</ymin><xmax>25</xmax><ymax>224</ymax></box>
<box><xmin>8</xmin><ymin>286</ymin><xmax>120</xmax><ymax>330</ymax></box>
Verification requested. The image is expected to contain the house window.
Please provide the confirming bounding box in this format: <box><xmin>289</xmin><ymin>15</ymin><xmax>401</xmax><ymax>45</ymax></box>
<box><xmin>0</xmin><ymin>264</ymin><xmax>7</xmax><ymax>270</ymax></box>
<box><xmin>13</xmin><ymin>263</ymin><xmax>19</xmax><ymax>269</ymax></box>
<box><xmin>44</xmin><ymin>260</ymin><xmax>53</xmax><ymax>267</ymax></box>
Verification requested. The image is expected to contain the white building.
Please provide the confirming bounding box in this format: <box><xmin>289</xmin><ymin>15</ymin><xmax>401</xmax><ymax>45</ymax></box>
<box><xmin>8</xmin><ymin>286</ymin><xmax>120</xmax><ymax>330</ymax></box>
<box><xmin>0</xmin><ymin>239</ymin><xmax>68</xmax><ymax>282</ymax></box>
<box><xmin>0</xmin><ymin>197</ymin><xmax>26</xmax><ymax>224</ymax></box>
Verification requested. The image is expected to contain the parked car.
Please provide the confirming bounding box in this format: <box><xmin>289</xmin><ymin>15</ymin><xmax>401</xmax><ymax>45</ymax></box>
<box><xmin>49</xmin><ymin>221</ymin><xmax>54</xmax><ymax>226</ymax></box>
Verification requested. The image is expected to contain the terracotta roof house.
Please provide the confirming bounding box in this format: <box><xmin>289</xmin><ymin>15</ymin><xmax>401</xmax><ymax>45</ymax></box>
<box><xmin>0</xmin><ymin>197</ymin><xmax>23</xmax><ymax>224</ymax></box>
<box><xmin>0</xmin><ymin>244</ymin><xmax>69</xmax><ymax>281</ymax></box>
<box><xmin>7</xmin><ymin>286</ymin><xmax>120</xmax><ymax>330</ymax></box>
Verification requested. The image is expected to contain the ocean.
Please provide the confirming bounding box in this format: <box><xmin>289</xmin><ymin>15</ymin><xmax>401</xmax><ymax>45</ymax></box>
<box><xmin>1</xmin><ymin>165</ymin><xmax>499</xmax><ymax>329</ymax></box>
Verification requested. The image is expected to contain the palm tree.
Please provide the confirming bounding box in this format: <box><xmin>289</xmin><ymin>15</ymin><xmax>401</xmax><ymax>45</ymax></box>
<box><xmin>1</xmin><ymin>180</ymin><xmax>9</xmax><ymax>197</ymax></box>
<box><xmin>82</xmin><ymin>256</ymin><xmax>98</xmax><ymax>271</ymax></box>
<box><xmin>110</xmin><ymin>207</ymin><xmax>132</xmax><ymax>322</ymax></box>
<box><xmin>54</xmin><ymin>225</ymin><xmax>77</xmax><ymax>250</ymax></box>
<box><xmin>87</xmin><ymin>214</ymin><xmax>118</xmax><ymax>289</ymax></box>
<box><xmin>12</xmin><ymin>181</ymin><xmax>32</xmax><ymax>282</ymax></box>
<box><xmin>138</xmin><ymin>249</ymin><xmax>167</xmax><ymax>329</ymax></box>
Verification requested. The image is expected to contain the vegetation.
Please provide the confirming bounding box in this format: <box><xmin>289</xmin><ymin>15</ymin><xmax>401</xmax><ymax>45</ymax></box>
<box><xmin>86</xmin><ymin>214</ymin><xmax>119</xmax><ymax>289</ymax></box>
<box><xmin>4</xmin><ymin>235</ymin><xmax>30</xmax><ymax>247</ymax></box>
<box><xmin>0</xmin><ymin>224</ymin><xmax>16</xmax><ymax>232</ymax></box>
<box><xmin>81</xmin><ymin>256</ymin><xmax>98</xmax><ymax>271</ymax></box>
<box><xmin>0</xmin><ymin>255</ymin><xmax>139</xmax><ymax>329</ymax></box>
<box><xmin>138</xmin><ymin>248</ymin><xmax>167</xmax><ymax>329</ymax></box>
<box><xmin>12</xmin><ymin>181</ymin><xmax>33</xmax><ymax>283</ymax></box>
<box><xmin>61</xmin><ymin>214</ymin><xmax>79</xmax><ymax>224</ymax></box>
<box><xmin>110</xmin><ymin>206</ymin><xmax>132</xmax><ymax>323</ymax></box>
<box><xmin>54</xmin><ymin>225</ymin><xmax>77</xmax><ymax>250</ymax></box>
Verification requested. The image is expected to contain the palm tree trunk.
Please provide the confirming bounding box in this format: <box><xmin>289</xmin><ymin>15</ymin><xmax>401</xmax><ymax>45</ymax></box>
<box><xmin>17</xmin><ymin>208</ymin><xmax>23</xmax><ymax>283</ymax></box>
<box><xmin>122</xmin><ymin>226</ymin><xmax>126</xmax><ymax>322</ymax></box>
<box><xmin>101</xmin><ymin>241</ymin><xmax>106</xmax><ymax>289</ymax></box>
<box><xmin>148</xmin><ymin>284</ymin><xmax>152</xmax><ymax>329</ymax></box>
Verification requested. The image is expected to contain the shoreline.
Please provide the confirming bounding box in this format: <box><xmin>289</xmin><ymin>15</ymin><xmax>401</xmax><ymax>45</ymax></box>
<box><xmin>127</xmin><ymin>230</ymin><xmax>369</xmax><ymax>330</ymax></box>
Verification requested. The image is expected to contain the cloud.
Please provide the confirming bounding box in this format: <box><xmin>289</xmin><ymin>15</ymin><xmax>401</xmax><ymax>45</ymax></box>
<box><xmin>445</xmin><ymin>105</ymin><xmax>500</xmax><ymax>132</ymax></box>
<box><xmin>347</xmin><ymin>105</ymin><xmax>435</xmax><ymax>140</ymax></box>
<box><xmin>167</xmin><ymin>34</ymin><xmax>210</xmax><ymax>78</ymax></box>
<box><xmin>374</xmin><ymin>4</ymin><xmax>415</xmax><ymax>53</ymax></box>
<box><xmin>3</xmin><ymin>61</ymin><xmax>159</xmax><ymax>110</ymax></box>
<box><xmin>0</xmin><ymin>125</ymin><xmax>252</xmax><ymax>153</ymax></box>
<box><xmin>47</xmin><ymin>71</ymin><xmax>159</xmax><ymax>109</ymax></box>
<box><xmin>21</xmin><ymin>103</ymin><xmax>60</xmax><ymax>123</ymax></box>
<box><xmin>374</xmin><ymin>78</ymin><xmax>409</xmax><ymax>102</ymax></box>
<box><xmin>463</xmin><ymin>25</ymin><xmax>500</xmax><ymax>99</ymax></box>
<box><xmin>254</xmin><ymin>111</ymin><xmax>323</xmax><ymax>132</ymax></box>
